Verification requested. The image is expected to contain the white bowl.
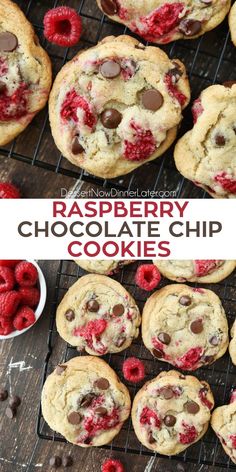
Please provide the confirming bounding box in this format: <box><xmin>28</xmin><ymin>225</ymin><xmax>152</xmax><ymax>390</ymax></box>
<box><xmin>0</xmin><ymin>260</ymin><xmax>47</xmax><ymax>340</ymax></box>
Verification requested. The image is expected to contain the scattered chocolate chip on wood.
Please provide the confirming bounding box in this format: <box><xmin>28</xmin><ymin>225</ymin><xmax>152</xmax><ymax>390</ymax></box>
<box><xmin>0</xmin><ymin>388</ymin><xmax>8</xmax><ymax>401</ymax></box>
<box><xmin>49</xmin><ymin>455</ymin><xmax>62</xmax><ymax>468</ymax></box>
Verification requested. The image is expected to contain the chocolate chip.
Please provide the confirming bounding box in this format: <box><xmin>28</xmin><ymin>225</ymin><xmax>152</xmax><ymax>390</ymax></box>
<box><xmin>71</xmin><ymin>135</ymin><xmax>84</xmax><ymax>155</ymax></box>
<box><xmin>62</xmin><ymin>456</ymin><xmax>73</xmax><ymax>467</ymax></box>
<box><xmin>148</xmin><ymin>432</ymin><xmax>156</xmax><ymax>444</ymax></box>
<box><xmin>101</xmin><ymin>0</ymin><xmax>118</xmax><ymax>15</ymax></box>
<box><xmin>202</xmin><ymin>355</ymin><xmax>215</xmax><ymax>364</ymax></box>
<box><xmin>161</xmin><ymin>388</ymin><xmax>174</xmax><ymax>400</ymax></box>
<box><xmin>115</xmin><ymin>335</ymin><xmax>126</xmax><ymax>347</ymax></box>
<box><xmin>94</xmin><ymin>377</ymin><xmax>110</xmax><ymax>390</ymax></box>
<box><xmin>209</xmin><ymin>335</ymin><xmax>219</xmax><ymax>346</ymax></box>
<box><xmin>184</xmin><ymin>400</ymin><xmax>200</xmax><ymax>414</ymax></box>
<box><xmin>168</xmin><ymin>63</ymin><xmax>183</xmax><ymax>83</ymax></box>
<box><xmin>190</xmin><ymin>319</ymin><xmax>203</xmax><ymax>334</ymax></box>
<box><xmin>0</xmin><ymin>81</ymin><xmax>6</xmax><ymax>94</ymax></box>
<box><xmin>0</xmin><ymin>388</ymin><xmax>8</xmax><ymax>401</ymax></box>
<box><xmin>215</xmin><ymin>133</ymin><xmax>226</xmax><ymax>146</ymax></box>
<box><xmin>164</xmin><ymin>414</ymin><xmax>176</xmax><ymax>426</ymax></box>
<box><xmin>112</xmin><ymin>304</ymin><xmax>125</xmax><ymax>316</ymax></box>
<box><xmin>141</xmin><ymin>89</ymin><xmax>164</xmax><ymax>111</ymax></box>
<box><xmin>83</xmin><ymin>436</ymin><xmax>92</xmax><ymax>444</ymax></box>
<box><xmin>101</xmin><ymin>108</ymin><xmax>122</xmax><ymax>129</ymax></box>
<box><xmin>86</xmin><ymin>299</ymin><xmax>99</xmax><ymax>312</ymax></box>
<box><xmin>0</xmin><ymin>32</ymin><xmax>18</xmax><ymax>52</ymax></box>
<box><xmin>153</xmin><ymin>348</ymin><xmax>163</xmax><ymax>358</ymax></box>
<box><xmin>100</xmin><ymin>60</ymin><xmax>121</xmax><ymax>79</ymax></box>
<box><xmin>9</xmin><ymin>395</ymin><xmax>21</xmax><ymax>408</ymax></box>
<box><xmin>179</xmin><ymin>295</ymin><xmax>191</xmax><ymax>306</ymax></box>
<box><xmin>95</xmin><ymin>406</ymin><xmax>107</xmax><ymax>416</ymax></box>
<box><xmin>158</xmin><ymin>332</ymin><xmax>171</xmax><ymax>345</ymax></box>
<box><xmin>49</xmin><ymin>456</ymin><xmax>62</xmax><ymax>468</ymax></box>
<box><xmin>80</xmin><ymin>393</ymin><xmax>95</xmax><ymax>408</ymax></box>
<box><xmin>56</xmin><ymin>364</ymin><xmax>67</xmax><ymax>375</ymax></box>
<box><xmin>6</xmin><ymin>406</ymin><xmax>16</xmax><ymax>419</ymax></box>
<box><xmin>223</xmin><ymin>80</ymin><xmax>236</xmax><ymax>88</ymax></box>
<box><xmin>179</xmin><ymin>19</ymin><xmax>202</xmax><ymax>36</ymax></box>
<box><xmin>67</xmin><ymin>411</ymin><xmax>82</xmax><ymax>425</ymax></box>
<box><xmin>65</xmin><ymin>309</ymin><xmax>75</xmax><ymax>321</ymax></box>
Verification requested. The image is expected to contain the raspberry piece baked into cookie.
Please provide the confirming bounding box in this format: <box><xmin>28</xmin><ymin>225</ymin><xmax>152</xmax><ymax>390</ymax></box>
<box><xmin>56</xmin><ymin>274</ymin><xmax>140</xmax><ymax>354</ymax></box>
<box><xmin>211</xmin><ymin>391</ymin><xmax>236</xmax><ymax>464</ymax></box>
<box><xmin>229</xmin><ymin>2</ymin><xmax>236</xmax><ymax>46</ymax></box>
<box><xmin>0</xmin><ymin>0</ymin><xmax>51</xmax><ymax>146</ymax></box>
<box><xmin>132</xmin><ymin>370</ymin><xmax>214</xmax><ymax>454</ymax></box>
<box><xmin>97</xmin><ymin>0</ymin><xmax>230</xmax><ymax>45</ymax></box>
<box><xmin>75</xmin><ymin>260</ymin><xmax>133</xmax><ymax>275</ymax></box>
<box><xmin>153</xmin><ymin>260</ymin><xmax>236</xmax><ymax>283</ymax></box>
<box><xmin>142</xmin><ymin>284</ymin><xmax>228</xmax><ymax>370</ymax></box>
<box><xmin>49</xmin><ymin>35</ymin><xmax>190</xmax><ymax>178</ymax></box>
<box><xmin>174</xmin><ymin>84</ymin><xmax>236</xmax><ymax>198</ymax></box>
<box><xmin>41</xmin><ymin>356</ymin><xmax>131</xmax><ymax>447</ymax></box>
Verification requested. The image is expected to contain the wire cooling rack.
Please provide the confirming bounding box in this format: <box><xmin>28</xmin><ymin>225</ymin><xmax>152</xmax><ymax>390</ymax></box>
<box><xmin>1</xmin><ymin>1</ymin><xmax>235</xmax><ymax>196</ymax></box>
<box><xmin>37</xmin><ymin>260</ymin><xmax>236</xmax><ymax>468</ymax></box>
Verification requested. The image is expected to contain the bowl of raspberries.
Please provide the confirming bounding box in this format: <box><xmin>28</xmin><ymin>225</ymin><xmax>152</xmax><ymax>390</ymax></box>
<box><xmin>0</xmin><ymin>260</ymin><xmax>46</xmax><ymax>339</ymax></box>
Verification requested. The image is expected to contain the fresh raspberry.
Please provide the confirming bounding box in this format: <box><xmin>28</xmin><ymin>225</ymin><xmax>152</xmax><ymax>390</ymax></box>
<box><xmin>135</xmin><ymin>264</ymin><xmax>161</xmax><ymax>291</ymax></box>
<box><xmin>18</xmin><ymin>287</ymin><xmax>40</xmax><ymax>308</ymax></box>
<box><xmin>175</xmin><ymin>347</ymin><xmax>203</xmax><ymax>370</ymax></box>
<box><xmin>194</xmin><ymin>260</ymin><xmax>219</xmax><ymax>277</ymax></box>
<box><xmin>124</xmin><ymin>122</ymin><xmax>156</xmax><ymax>161</ymax></box>
<box><xmin>230</xmin><ymin>435</ymin><xmax>236</xmax><ymax>449</ymax></box>
<box><xmin>0</xmin><ymin>260</ymin><xmax>20</xmax><ymax>268</ymax></box>
<box><xmin>122</xmin><ymin>357</ymin><xmax>145</xmax><ymax>383</ymax></box>
<box><xmin>179</xmin><ymin>422</ymin><xmax>197</xmax><ymax>444</ymax></box>
<box><xmin>214</xmin><ymin>172</ymin><xmax>236</xmax><ymax>194</ymax></box>
<box><xmin>0</xmin><ymin>182</ymin><xmax>20</xmax><ymax>199</ymax></box>
<box><xmin>15</xmin><ymin>261</ymin><xmax>38</xmax><ymax>287</ymax></box>
<box><xmin>192</xmin><ymin>98</ymin><xmax>204</xmax><ymax>123</ymax></box>
<box><xmin>102</xmin><ymin>459</ymin><xmax>125</xmax><ymax>472</ymax></box>
<box><xmin>164</xmin><ymin>73</ymin><xmax>186</xmax><ymax>107</ymax></box>
<box><xmin>43</xmin><ymin>6</ymin><xmax>82</xmax><ymax>47</ymax></box>
<box><xmin>140</xmin><ymin>407</ymin><xmax>161</xmax><ymax>428</ymax></box>
<box><xmin>0</xmin><ymin>267</ymin><xmax>15</xmax><ymax>293</ymax></box>
<box><xmin>0</xmin><ymin>316</ymin><xmax>14</xmax><ymax>335</ymax></box>
<box><xmin>199</xmin><ymin>388</ymin><xmax>213</xmax><ymax>410</ymax></box>
<box><xmin>0</xmin><ymin>83</ymin><xmax>29</xmax><ymax>121</ymax></box>
<box><xmin>13</xmin><ymin>306</ymin><xmax>36</xmax><ymax>331</ymax></box>
<box><xmin>61</xmin><ymin>89</ymin><xmax>97</xmax><ymax>129</ymax></box>
<box><xmin>136</xmin><ymin>3</ymin><xmax>185</xmax><ymax>41</ymax></box>
<box><xmin>0</xmin><ymin>291</ymin><xmax>21</xmax><ymax>318</ymax></box>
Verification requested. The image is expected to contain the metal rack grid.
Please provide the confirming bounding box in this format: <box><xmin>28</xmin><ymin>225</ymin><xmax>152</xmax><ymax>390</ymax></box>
<box><xmin>37</xmin><ymin>260</ymin><xmax>236</xmax><ymax>469</ymax></box>
<box><xmin>1</xmin><ymin>0</ymin><xmax>235</xmax><ymax>196</ymax></box>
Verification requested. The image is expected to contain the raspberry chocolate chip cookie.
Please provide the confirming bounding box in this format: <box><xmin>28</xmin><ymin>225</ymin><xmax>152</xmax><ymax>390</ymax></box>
<box><xmin>41</xmin><ymin>356</ymin><xmax>131</xmax><ymax>447</ymax></box>
<box><xmin>75</xmin><ymin>260</ymin><xmax>133</xmax><ymax>275</ymax></box>
<box><xmin>211</xmin><ymin>391</ymin><xmax>236</xmax><ymax>464</ymax></box>
<box><xmin>56</xmin><ymin>274</ymin><xmax>140</xmax><ymax>354</ymax></box>
<box><xmin>142</xmin><ymin>284</ymin><xmax>228</xmax><ymax>370</ymax></box>
<box><xmin>132</xmin><ymin>370</ymin><xmax>214</xmax><ymax>454</ymax></box>
<box><xmin>97</xmin><ymin>0</ymin><xmax>230</xmax><ymax>45</ymax></box>
<box><xmin>0</xmin><ymin>0</ymin><xmax>51</xmax><ymax>146</ymax></box>
<box><xmin>229</xmin><ymin>2</ymin><xmax>236</xmax><ymax>46</ymax></box>
<box><xmin>49</xmin><ymin>35</ymin><xmax>190</xmax><ymax>178</ymax></box>
<box><xmin>174</xmin><ymin>84</ymin><xmax>236</xmax><ymax>198</ymax></box>
<box><xmin>153</xmin><ymin>260</ymin><xmax>236</xmax><ymax>283</ymax></box>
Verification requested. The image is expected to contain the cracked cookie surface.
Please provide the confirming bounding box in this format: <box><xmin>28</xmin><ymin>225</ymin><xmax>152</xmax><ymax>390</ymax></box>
<box><xmin>132</xmin><ymin>370</ymin><xmax>214</xmax><ymax>454</ymax></box>
<box><xmin>75</xmin><ymin>259</ymin><xmax>133</xmax><ymax>275</ymax></box>
<box><xmin>0</xmin><ymin>0</ymin><xmax>52</xmax><ymax>145</ymax></box>
<box><xmin>229</xmin><ymin>2</ymin><xmax>236</xmax><ymax>46</ymax></box>
<box><xmin>211</xmin><ymin>391</ymin><xmax>236</xmax><ymax>464</ymax></box>
<box><xmin>49</xmin><ymin>35</ymin><xmax>190</xmax><ymax>178</ymax></box>
<box><xmin>142</xmin><ymin>284</ymin><xmax>229</xmax><ymax>370</ymax></box>
<box><xmin>153</xmin><ymin>260</ymin><xmax>236</xmax><ymax>283</ymax></box>
<box><xmin>174</xmin><ymin>84</ymin><xmax>236</xmax><ymax>198</ymax></box>
<box><xmin>97</xmin><ymin>0</ymin><xmax>230</xmax><ymax>44</ymax></box>
<box><xmin>41</xmin><ymin>356</ymin><xmax>131</xmax><ymax>447</ymax></box>
<box><xmin>56</xmin><ymin>274</ymin><xmax>141</xmax><ymax>354</ymax></box>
